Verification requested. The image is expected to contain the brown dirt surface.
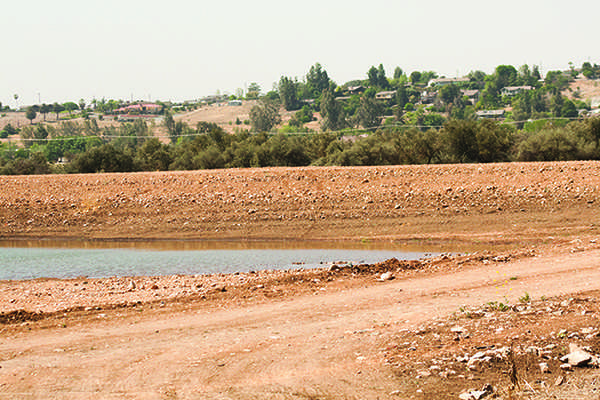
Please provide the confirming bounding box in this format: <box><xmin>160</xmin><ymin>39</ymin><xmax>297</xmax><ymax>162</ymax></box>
<box><xmin>1</xmin><ymin>161</ymin><xmax>600</xmax><ymax>399</ymax></box>
<box><xmin>565</xmin><ymin>78</ymin><xmax>600</xmax><ymax>102</ymax></box>
<box><xmin>175</xmin><ymin>102</ymin><xmax>256</xmax><ymax>133</ymax></box>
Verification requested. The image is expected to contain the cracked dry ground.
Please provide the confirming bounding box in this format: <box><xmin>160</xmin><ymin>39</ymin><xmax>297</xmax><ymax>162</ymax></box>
<box><xmin>1</xmin><ymin>161</ymin><xmax>600</xmax><ymax>399</ymax></box>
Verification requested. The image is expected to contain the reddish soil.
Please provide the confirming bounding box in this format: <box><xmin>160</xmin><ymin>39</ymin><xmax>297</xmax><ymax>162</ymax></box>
<box><xmin>1</xmin><ymin>161</ymin><xmax>600</xmax><ymax>399</ymax></box>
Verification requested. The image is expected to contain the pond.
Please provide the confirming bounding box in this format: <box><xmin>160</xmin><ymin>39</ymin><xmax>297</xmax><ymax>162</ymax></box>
<box><xmin>0</xmin><ymin>239</ymin><xmax>440</xmax><ymax>280</ymax></box>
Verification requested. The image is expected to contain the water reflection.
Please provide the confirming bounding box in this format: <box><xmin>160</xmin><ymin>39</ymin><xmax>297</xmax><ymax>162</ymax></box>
<box><xmin>0</xmin><ymin>238</ymin><xmax>448</xmax><ymax>252</ymax></box>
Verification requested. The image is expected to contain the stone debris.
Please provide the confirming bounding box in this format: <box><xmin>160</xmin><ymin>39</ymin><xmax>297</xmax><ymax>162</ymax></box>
<box><xmin>458</xmin><ymin>384</ymin><xmax>493</xmax><ymax>400</ymax></box>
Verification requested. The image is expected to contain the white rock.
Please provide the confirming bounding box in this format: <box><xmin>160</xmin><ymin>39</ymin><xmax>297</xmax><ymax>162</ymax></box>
<box><xmin>560</xmin><ymin>363</ymin><xmax>573</xmax><ymax>371</ymax></box>
<box><xmin>560</xmin><ymin>350</ymin><xmax>592</xmax><ymax>367</ymax></box>
<box><xmin>380</xmin><ymin>272</ymin><xmax>394</xmax><ymax>281</ymax></box>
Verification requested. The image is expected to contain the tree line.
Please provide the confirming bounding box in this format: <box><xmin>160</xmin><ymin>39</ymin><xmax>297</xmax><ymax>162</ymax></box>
<box><xmin>1</xmin><ymin>116</ymin><xmax>600</xmax><ymax>175</ymax></box>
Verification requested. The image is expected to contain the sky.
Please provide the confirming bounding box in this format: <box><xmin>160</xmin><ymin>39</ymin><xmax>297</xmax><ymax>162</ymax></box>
<box><xmin>2</xmin><ymin>0</ymin><xmax>599</xmax><ymax>107</ymax></box>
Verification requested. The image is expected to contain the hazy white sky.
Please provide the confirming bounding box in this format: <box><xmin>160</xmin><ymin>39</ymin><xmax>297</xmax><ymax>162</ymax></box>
<box><xmin>2</xmin><ymin>0</ymin><xmax>598</xmax><ymax>106</ymax></box>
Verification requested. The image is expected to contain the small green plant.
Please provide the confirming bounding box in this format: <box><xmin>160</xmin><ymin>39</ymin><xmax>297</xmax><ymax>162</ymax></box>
<box><xmin>509</xmin><ymin>276</ymin><xmax>518</xmax><ymax>281</ymax></box>
<box><xmin>519</xmin><ymin>292</ymin><xmax>530</xmax><ymax>303</ymax></box>
<box><xmin>486</xmin><ymin>301</ymin><xmax>511</xmax><ymax>312</ymax></box>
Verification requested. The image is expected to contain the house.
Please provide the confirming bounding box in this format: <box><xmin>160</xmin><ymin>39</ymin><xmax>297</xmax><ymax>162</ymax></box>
<box><xmin>375</xmin><ymin>91</ymin><xmax>396</xmax><ymax>101</ymax></box>
<box><xmin>428</xmin><ymin>77</ymin><xmax>470</xmax><ymax>87</ymax></box>
<box><xmin>501</xmin><ymin>86</ymin><xmax>532</xmax><ymax>97</ymax></box>
<box><xmin>420</xmin><ymin>91</ymin><xmax>437</xmax><ymax>104</ymax></box>
<box><xmin>461</xmin><ymin>89</ymin><xmax>480</xmax><ymax>104</ymax></box>
<box><xmin>476</xmin><ymin>110</ymin><xmax>505</xmax><ymax>119</ymax></box>
<box><xmin>347</xmin><ymin>85</ymin><xmax>365</xmax><ymax>95</ymax></box>
<box><xmin>115</xmin><ymin>103</ymin><xmax>162</xmax><ymax>114</ymax></box>
<box><xmin>590</xmin><ymin>97</ymin><xmax>600</xmax><ymax>109</ymax></box>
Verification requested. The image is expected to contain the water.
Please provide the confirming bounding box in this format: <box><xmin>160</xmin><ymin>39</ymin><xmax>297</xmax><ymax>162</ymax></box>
<box><xmin>0</xmin><ymin>240</ymin><xmax>437</xmax><ymax>280</ymax></box>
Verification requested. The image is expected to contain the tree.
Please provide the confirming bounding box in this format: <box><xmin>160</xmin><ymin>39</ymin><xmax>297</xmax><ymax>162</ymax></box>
<box><xmin>246</xmin><ymin>82</ymin><xmax>261</xmax><ymax>99</ymax></box>
<box><xmin>278</xmin><ymin>76</ymin><xmax>300</xmax><ymax>111</ymax></box>
<box><xmin>320</xmin><ymin>89</ymin><xmax>345</xmax><ymax>131</ymax></box>
<box><xmin>442</xmin><ymin>120</ymin><xmax>479</xmax><ymax>163</ymax></box>
<box><xmin>410</xmin><ymin>71</ymin><xmax>422</xmax><ymax>85</ymax></box>
<box><xmin>356</xmin><ymin>95</ymin><xmax>382</xmax><ymax>129</ymax></box>
<box><xmin>561</xmin><ymin>99</ymin><xmax>578</xmax><ymax>118</ymax></box>
<box><xmin>13</xmin><ymin>94</ymin><xmax>19</xmax><ymax>109</ymax></box>
<box><xmin>63</xmin><ymin>102</ymin><xmax>78</xmax><ymax>116</ymax></box>
<box><xmin>0</xmin><ymin>123</ymin><xmax>17</xmax><ymax>138</ymax></box>
<box><xmin>39</xmin><ymin>104</ymin><xmax>51</xmax><ymax>121</ymax></box>
<box><xmin>25</xmin><ymin>107</ymin><xmax>37</xmax><ymax>124</ymax></box>
<box><xmin>377</xmin><ymin>64</ymin><xmax>388</xmax><ymax>88</ymax></box>
<box><xmin>367</xmin><ymin>64</ymin><xmax>388</xmax><ymax>88</ymax></box>
<box><xmin>249</xmin><ymin>100</ymin><xmax>281</xmax><ymax>132</ymax></box>
<box><xmin>135</xmin><ymin>138</ymin><xmax>172</xmax><ymax>170</ymax></box>
<box><xmin>52</xmin><ymin>103</ymin><xmax>65</xmax><ymax>120</ymax></box>
<box><xmin>306</xmin><ymin>63</ymin><xmax>331</xmax><ymax>98</ymax></box>
<box><xmin>439</xmin><ymin>84</ymin><xmax>461</xmax><ymax>105</ymax></box>
<box><xmin>368</xmin><ymin>66</ymin><xmax>379</xmax><ymax>87</ymax></box>
<box><xmin>393</xmin><ymin>66</ymin><xmax>403</xmax><ymax>80</ymax></box>
<box><xmin>78</xmin><ymin>98</ymin><xmax>86</xmax><ymax>111</ymax></box>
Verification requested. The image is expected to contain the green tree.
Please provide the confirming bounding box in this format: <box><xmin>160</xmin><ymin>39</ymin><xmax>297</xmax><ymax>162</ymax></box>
<box><xmin>561</xmin><ymin>99</ymin><xmax>578</xmax><ymax>118</ymax></box>
<box><xmin>0</xmin><ymin>123</ymin><xmax>17</xmax><ymax>138</ymax></box>
<box><xmin>25</xmin><ymin>107</ymin><xmax>37</xmax><ymax>124</ymax></box>
<box><xmin>52</xmin><ymin>103</ymin><xmax>65</xmax><ymax>120</ymax></box>
<box><xmin>249</xmin><ymin>100</ymin><xmax>281</xmax><ymax>132</ymax></box>
<box><xmin>320</xmin><ymin>89</ymin><xmax>345</xmax><ymax>131</ymax></box>
<box><xmin>135</xmin><ymin>138</ymin><xmax>172</xmax><ymax>170</ymax></box>
<box><xmin>306</xmin><ymin>63</ymin><xmax>331</xmax><ymax>98</ymax></box>
<box><xmin>39</xmin><ymin>104</ymin><xmax>51</xmax><ymax>121</ymax></box>
<box><xmin>439</xmin><ymin>84</ymin><xmax>461</xmax><ymax>106</ymax></box>
<box><xmin>63</xmin><ymin>102</ymin><xmax>78</xmax><ymax>116</ymax></box>
<box><xmin>78</xmin><ymin>98</ymin><xmax>86</xmax><ymax>111</ymax></box>
<box><xmin>393</xmin><ymin>66</ymin><xmax>403</xmax><ymax>80</ymax></box>
<box><xmin>410</xmin><ymin>71</ymin><xmax>422</xmax><ymax>85</ymax></box>
<box><xmin>356</xmin><ymin>95</ymin><xmax>381</xmax><ymax>129</ymax></box>
<box><xmin>442</xmin><ymin>120</ymin><xmax>478</xmax><ymax>162</ymax></box>
<box><xmin>368</xmin><ymin>64</ymin><xmax>388</xmax><ymax>88</ymax></box>
<box><xmin>278</xmin><ymin>76</ymin><xmax>300</xmax><ymax>111</ymax></box>
<box><xmin>246</xmin><ymin>82</ymin><xmax>261</xmax><ymax>99</ymax></box>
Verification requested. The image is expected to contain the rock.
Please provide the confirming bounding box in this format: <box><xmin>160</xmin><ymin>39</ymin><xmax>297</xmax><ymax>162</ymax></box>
<box><xmin>555</xmin><ymin>376</ymin><xmax>564</xmax><ymax>386</ymax></box>
<box><xmin>560</xmin><ymin>363</ymin><xmax>573</xmax><ymax>371</ymax></box>
<box><xmin>128</xmin><ymin>280</ymin><xmax>136</xmax><ymax>290</ymax></box>
<box><xmin>539</xmin><ymin>362</ymin><xmax>550</xmax><ymax>373</ymax></box>
<box><xmin>459</xmin><ymin>385</ymin><xmax>492</xmax><ymax>400</ymax></box>
<box><xmin>379</xmin><ymin>272</ymin><xmax>394</xmax><ymax>281</ymax></box>
<box><xmin>560</xmin><ymin>348</ymin><xmax>592</xmax><ymax>367</ymax></box>
<box><xmin>467</xmin><ymin>355</ymin><xmax>492</xmax><ymax>370</ymax></box>
<box><xmin>451</xmin><ymin>326</ymin><xmax>465</xmax><ymax>333</ymax></box>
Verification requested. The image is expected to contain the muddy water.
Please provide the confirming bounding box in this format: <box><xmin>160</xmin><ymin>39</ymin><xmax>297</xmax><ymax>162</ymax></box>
<box><xmin>0</xmin><ymin>239</ymin><xmax>440</xmax><ymax>280</ymax></box>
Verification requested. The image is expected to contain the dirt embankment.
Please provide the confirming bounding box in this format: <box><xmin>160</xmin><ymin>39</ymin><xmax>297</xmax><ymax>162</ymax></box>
<box><xmin>1</xmin><ymin>161</ymin><xmax>599</xmax><ymax>244</ymax></box>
